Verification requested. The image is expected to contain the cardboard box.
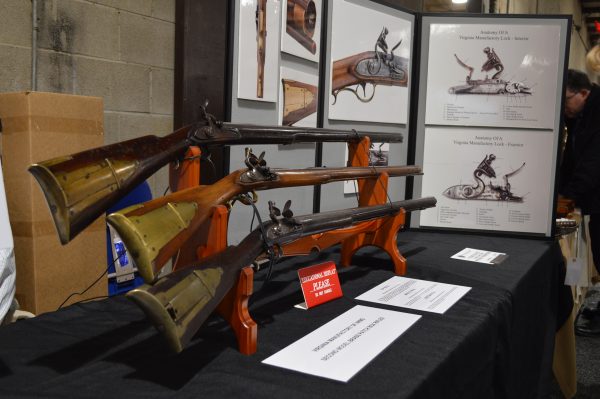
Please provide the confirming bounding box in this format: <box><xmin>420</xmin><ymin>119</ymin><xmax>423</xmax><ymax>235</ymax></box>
<box><xmin>0</xmin><ymin>92</ymin><xmax>107</xmax><ymax>314</ymax></box>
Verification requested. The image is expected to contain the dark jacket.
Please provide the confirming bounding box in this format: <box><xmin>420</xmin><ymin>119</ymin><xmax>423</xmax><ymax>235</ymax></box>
<box><xmin>559</xmin><ymin>84</ymin><xmax>600</xmax><ymax>214</ymax></box>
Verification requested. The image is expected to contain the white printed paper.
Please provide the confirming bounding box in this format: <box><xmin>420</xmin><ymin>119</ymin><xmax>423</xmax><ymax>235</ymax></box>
<box><xmin>451</xmin><ymin>247</ymin><xmax>507</xmax><ymax>264</ymax></box>
<box><xmin>262</xmin><ymin>305</ymin><xmax>420</xmax><ymax>382</ymax></box>
<box><xmin>419</xmin><ymin>126</ymin><xmax>554</xmax><ymax>235</ymax></box>
<box><xmin>425</xmin><ymin>23</ymin><xmax>561</xmax><ymax>129</ymax></box>
<box><xmin>356</xmin><ymin>276</ymin><xmax>471</xmax><ymax>314</ymax></box>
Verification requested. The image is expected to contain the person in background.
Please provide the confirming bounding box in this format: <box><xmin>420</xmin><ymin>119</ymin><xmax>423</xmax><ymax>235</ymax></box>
<box><xmin>560</xmin><ymin>69</ymin><xmax>600</xmax><ymax>336</ymax></box>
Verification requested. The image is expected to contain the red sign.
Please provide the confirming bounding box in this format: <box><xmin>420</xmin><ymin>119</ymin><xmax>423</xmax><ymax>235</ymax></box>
<box><xmin>298</xmin><ymin>261</ymin><xmax>343</xmax><ymax>308</ymax></box>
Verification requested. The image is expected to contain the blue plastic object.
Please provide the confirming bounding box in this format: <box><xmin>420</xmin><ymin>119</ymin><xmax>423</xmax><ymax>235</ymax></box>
<box><xmin>106</xmin><ymin>182</ymin><xmax>152</xmax><ymax>296</ymax></box>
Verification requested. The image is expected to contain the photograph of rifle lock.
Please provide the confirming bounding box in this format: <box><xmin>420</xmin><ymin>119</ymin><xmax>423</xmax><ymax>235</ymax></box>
<box><xmin>332</xmin><ymin>27</ymin><xmax>408</xmax><ymax>104</ymax></box>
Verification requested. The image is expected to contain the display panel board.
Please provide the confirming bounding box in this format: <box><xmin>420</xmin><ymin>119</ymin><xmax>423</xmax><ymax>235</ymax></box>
<box><xmin>229</xmin><ymin>0</ymin><xmax>322</xmax><ymax>244</ymax></box>
<box><xmin>320</xmin><ymin>0</ymin><xmax>414</xmax><ymax>213</ymax></box>
<box><xmin>411</xmin><ymin>15</ymin><xmax>571</xmax><ymax>237</ymax></box>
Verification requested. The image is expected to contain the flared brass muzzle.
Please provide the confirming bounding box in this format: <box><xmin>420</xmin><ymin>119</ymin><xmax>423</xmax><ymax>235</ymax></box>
<box><xmin>127</xmin><ymin>267</ymin><xmax>223</xmax><ymax>353</ymax></box>
<box><xmin>127</xmin><ymin>285</ymin><xmax>184</xmax><ymax>353</ymax></box>
<box><xmin>28</xmin><ymin>163</ymin><xmax>72</xmax><ymax>244</ymax></box>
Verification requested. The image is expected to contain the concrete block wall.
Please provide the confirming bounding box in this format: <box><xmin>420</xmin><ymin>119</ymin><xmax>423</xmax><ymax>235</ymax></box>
<box><xmin>495</xmin><ymin>0</ymin><xmax>591</xmax><ymax>74</ymax></box>
<box><xmin>0</xmin><ymin>0</ymin><xmax>175</xmax><ymax>198</ymax></box>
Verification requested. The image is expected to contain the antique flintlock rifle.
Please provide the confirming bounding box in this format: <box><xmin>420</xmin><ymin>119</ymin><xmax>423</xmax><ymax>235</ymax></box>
<box><xmin>332</xmin><ymin>27</ymin><xmax>408</xmax><ymax>104</ymax></box>
<box><xmin>282</xmin><ymin>79</ymin><xmax>318</xmax><ymax>126</ymax></box>
<box><xmin>286</xmin><ymin>0</ymin><xmax>318</xmax><ymax>54</ymax></box>
<box><xmin>127</xmin><ymin>197</ymin><xmax>437</xmax><ymax>353</ymax></box>
<box><xmin>108</xmin><ymin>148</ymin><xmax>422</xmax><ymax>283</ymax></box>
<box><xmin>256</xmin><ymin>0</ymin><xmax>267</xmax><ymax>98</ymax></box>
<box><xmin>28</xmin><ymin>105</ymin><xmax>403</xmax><ymax>245</ymax></box>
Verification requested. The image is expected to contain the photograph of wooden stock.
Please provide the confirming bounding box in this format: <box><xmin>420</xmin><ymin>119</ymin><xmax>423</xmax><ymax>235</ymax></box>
<box><xmin>256</xmin><ymin>0</ymin><xmax>267</xmax><ymax>98</ymax></box>
<box><xmin>27</xmin><ymin>106</ymin><xmax>403</xmax><ymax>245</ymax></box>
<box><xmin>127</xmin><ymin>197</ymin><xmax>436</xmax><ymax>353</ymax></box>
<box><xmin>107</xmin><ymin>150</ymin><xmax>422</xmax><ymax>283</ymax></box>
<box><xmin>282</xmin><ymin>79</ymin><xmax>318</xmax><ymax>126</ymax></box>
<box><xmin>286</xmin><ymin>0</ymin><xmax>317</xmax><ymax>54</ymax></box>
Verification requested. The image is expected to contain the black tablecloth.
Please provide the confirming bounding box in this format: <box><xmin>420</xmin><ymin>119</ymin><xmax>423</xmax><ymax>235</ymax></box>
<box><xmin>0</xmin><ymin>230</ymin><xmax>571</xmax><ymax>398</ymax></box>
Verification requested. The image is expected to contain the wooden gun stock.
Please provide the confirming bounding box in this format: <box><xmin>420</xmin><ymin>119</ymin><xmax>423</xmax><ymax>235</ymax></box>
<box><xmin>108</xmin><ymin>163</ymin><xmax>423</xmax><ymax>283</ymax></box>
<box><xmin>127</xmin><ymin>198</ymin><xmax>435</xmax><ymax>353</ymax></box>
<box><xmin>286</xmin><ymin>0</ymin><xmax>317</xmax><ymax>54</ymax></box>
<box><xmin>282</xmin><ymin>79</ymin><xmax>317</xmax><ymax>126</ymax></box>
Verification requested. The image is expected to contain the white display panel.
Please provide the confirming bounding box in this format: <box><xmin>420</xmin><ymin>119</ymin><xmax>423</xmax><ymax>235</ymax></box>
<box><xmin>237</xmin><ymin>0</ymin><xmax>281</xmax><ymax>102</ymax></box>
<box><xmin>281</xmin><ymin>0</ymin><xmax>322</xmax><ymax>63</ymax></box>
<box><xmin>328</xmin><ymin>0</ymin><xmax>412</xmax><ymax>124</ymax></box>
<box><xmin>419</xmin><ymin>126</ymin><xmax>555</xmax><ymax>235</ymax></box>
<box><xmin>425</xmin><ymin>23</ymin><xmax>561</xmax><ymax>129</ymax></box>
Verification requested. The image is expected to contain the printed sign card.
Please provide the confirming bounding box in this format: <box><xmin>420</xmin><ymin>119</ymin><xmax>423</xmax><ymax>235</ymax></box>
<box><xmin>263</xmin><ymin>305</ymin><xmax>420</xmax><ymax>382</ymax></box>
<box><xmin>297</xmin><ymin>261</ymin><xmax>343</xmax><ymax>309</ymax></box>
<box><xmin>356</xmin><ymin>276</ymin><xmax>471</xmax><ymax>314</ymax></box>
<box><xmin>451</xmin><ymin>248</ymin><xmax>508</xmax><ymax>264</ymax></box>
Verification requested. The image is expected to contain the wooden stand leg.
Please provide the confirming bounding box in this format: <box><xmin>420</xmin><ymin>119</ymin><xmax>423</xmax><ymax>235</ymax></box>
<box><xmin>195</xmin><ymin>206</ymin><xmax>229</xmax><ymax>260</ymax></box>
<box><xmin>169</xmin><ymin>146</ymin><xmax>201</xmax><ymax>192</ymax></box>
<box><xmin>340</xmin><ymin>210</ymin><xmax>407</xmax><ymax>275</ymax></box>
<box><xmin>343</xmin><ymin>138</ymin><xmax>409</xmax><ymax>274</ymax></box>
<box><xmin>215</xmin><ymin>267</ymin><xmax>257</xmax><ymax>355</ymax></box>
<box><xmin>280</xmin><ymin>136</ymin><xmax>408</xmax><ymax>275</ymax></box>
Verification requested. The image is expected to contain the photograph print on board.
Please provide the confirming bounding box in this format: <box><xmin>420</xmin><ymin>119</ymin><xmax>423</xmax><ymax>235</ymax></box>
<box><xmin>279</xmin><ymin>66</ymin><xmax>319</xmax><ymax>127</ymax></box>
<box><xmin>328</xmin><ymin>0</ymin><xmax>412</xmax><ymax>124</ymax></box>
<box><xmin>282</xmin><ymin>0</ymin><xmax>322</xmax><ymax>62</ymax></box>
<box><xmin>237</xmin><ymin>0</ymin><xmax>281</xmax><ymax>102</ymax></box>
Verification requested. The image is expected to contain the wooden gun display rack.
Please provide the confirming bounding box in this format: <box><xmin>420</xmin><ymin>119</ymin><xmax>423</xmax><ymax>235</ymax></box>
<box><xmin>168</xmin><ymin>138</ymin><xmax>407</xmax><ymax>354</ymax></box>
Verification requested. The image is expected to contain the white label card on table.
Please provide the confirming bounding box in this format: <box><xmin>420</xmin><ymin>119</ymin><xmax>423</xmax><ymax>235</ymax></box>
<box><xmin>355</xmin><ymin>276</ymin><xmax>471</xmax><ymax>314</ymax></box>
<box><xmin>451</xmin><ymin>247</ymin><xmax>508</xmax><ymax>264</ymax></box>
<box><xmin>262</xmin><ymin>305</ymin><xmax>420</xmax><ymax>382</ymax></box>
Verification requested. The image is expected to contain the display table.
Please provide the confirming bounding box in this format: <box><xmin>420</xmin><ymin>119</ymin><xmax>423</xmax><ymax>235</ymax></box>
<box><xmin>0</xmin><ymin>230</ymin><xmax>572</xmax><ymax>398</ymax></box>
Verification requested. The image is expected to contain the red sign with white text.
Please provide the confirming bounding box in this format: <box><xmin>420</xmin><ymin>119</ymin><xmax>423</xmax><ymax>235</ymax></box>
<box><xmin>298</xmin><ymin>261</ymin><xmax>343</xmax><ymax>308</ymax></box>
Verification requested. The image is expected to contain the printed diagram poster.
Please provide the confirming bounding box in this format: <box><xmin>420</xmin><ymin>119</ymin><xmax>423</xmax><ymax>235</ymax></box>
<box><xmin>237</xmin><ymin>0</ymin><xmax>281</xmax><ymax>102</ymax></box>
<box><xmin>281</xmin><ymin>0</ymin><xmax>322</xmax><ymax>63</ymax></box>
<box><xmin>329</xmin><ymin>0</ymin><xmax>412</xmax><ymax>124</ymax></box>
<box><xmin>419</xmin><ymin>127</ymin><xmax>554</xmax><ymax>235</ymax></box>
<box><xmin>279</xmin><ymin>66</ymin><xmax>318</xmax><ymax>127</ymax></box>
<box><xmin>425</xmin><ymin>24</ymin><xmax>561</xmax><ymax>129</ymax></box>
